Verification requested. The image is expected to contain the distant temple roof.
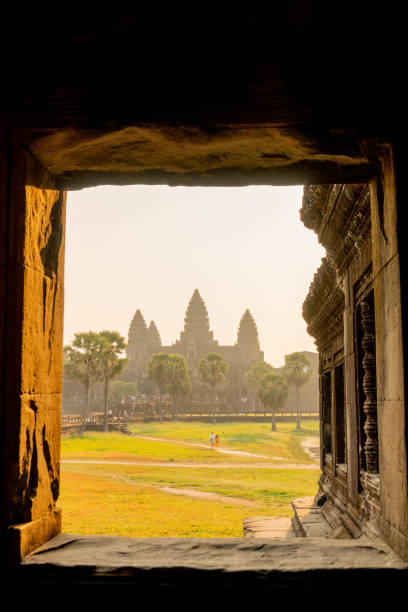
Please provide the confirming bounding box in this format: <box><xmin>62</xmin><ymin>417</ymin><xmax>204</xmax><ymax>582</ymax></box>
<box><xmin>236</xmin><ymin>309</ymin><xmax>260</xmax><ymax>352</ymax></box>
<box><xmin>147</xmin><ymin>320</ymin><xmax>161</xmax><ymax>347</ymax></box>
<box><xmin>180</xmin><ymin>289</ymin><xmax>214</xmax><ymax>344</ymax></box>
<box><xmin>125</xmin><ymin>293</ymin><xmax>263</xmax><ymax>368</ymax></box>
<box><xmin>127</xmin><ymin>309</ymin><xmax>148</xmax><ymax>358</ymax></box>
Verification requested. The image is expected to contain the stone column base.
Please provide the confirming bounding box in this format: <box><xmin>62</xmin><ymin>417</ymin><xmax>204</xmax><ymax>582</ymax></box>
<box><xmin>8</xmin><ymin>509</ymin><xmax>62</xmax><ymax>564</ymax></box>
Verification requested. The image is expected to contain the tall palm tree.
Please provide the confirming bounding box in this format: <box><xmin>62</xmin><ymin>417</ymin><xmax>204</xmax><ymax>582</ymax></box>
<box><xmin>258</xmin><ymin>371</ymin><xmax>289</xmax><ymax>432</ymax></box>
<box><xmin>284</xmin><ymin>352</ymin><xmax>312</xmax><ymax>430</ymax></box>
<box><xmin>97</xmin><ymin>331</ymin><xmax>127</xmax><ymax>432</ymax></box>
<box><xmin>244</xmin><ymin>360</ymin><xmax>274</xmax><ymax>410</ymax></box>
<box><xmin>64</xmin><ymin>331</ymin><xmax>102</xmax><ymax>435</ymax></box>
<box><xmin>168</xmin><ymin>354</ymin><xmax>192</xmax><ymax>420</ymax></box>
<box><xmin>147</xmin><ymin>353</ymin><xmax>174</xmax><ymax>422</ymax></box>
<box><xmin>199</xmin><ymin>353</ymin><xmax>228</xmax><ymax>423</ymax></box>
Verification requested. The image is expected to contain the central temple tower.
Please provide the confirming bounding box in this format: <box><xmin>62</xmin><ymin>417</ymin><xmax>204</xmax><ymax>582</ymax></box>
<box><xmin>236</xmin><ymin>309</ymin><xmax>261</xmax><ymax>355</ymax></box>
<box><xmin>174</xmin><ymin>290</ymin><xmax>218</xmax><ymax>385</ymax></box>
<box><xmin>179</xmin><ymin>289</ymin><xmax>216</xmax><ymax>345</ymax></box>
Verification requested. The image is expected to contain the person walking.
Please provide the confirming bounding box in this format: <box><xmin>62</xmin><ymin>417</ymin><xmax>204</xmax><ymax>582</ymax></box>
<box><xmin>210</xmin><ymin>432</ymin><xmax>215</xmax><ymax>448</ymax></box>
<box><xmin>215</xmin><ymin>434</ymin><xmax>219</xmax><ymax>449</ymax></box>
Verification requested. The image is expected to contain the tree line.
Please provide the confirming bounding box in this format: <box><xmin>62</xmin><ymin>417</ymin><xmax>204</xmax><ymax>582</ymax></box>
<box><xmin>244</xmin><ymin>352</ymin><xmax>312</xmax><ymax>431</ymax></box>
<box><xmin>64</xmin><ymin>330</ymin><xmax>311</xmax><ymax>432</ymax></box>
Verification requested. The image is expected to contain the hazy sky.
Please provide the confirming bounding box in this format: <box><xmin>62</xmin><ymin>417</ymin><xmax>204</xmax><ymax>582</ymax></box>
<box><xmin>64</xmin><ymin>185</ymin><xmax>325</xmax><ymax>367</ymax></box>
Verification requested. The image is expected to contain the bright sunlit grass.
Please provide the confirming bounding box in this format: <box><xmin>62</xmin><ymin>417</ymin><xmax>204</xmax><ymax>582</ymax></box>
<box><xmin>62</xmin><ymin>463</ymin><xmax>319</xmax><ymax>510</ymax></box>
<box><xmin>129</xmin><ymin>420</ymin><xmax>319</xmax><ymax>462</ymax></box>
<box><xmin>60</xmin><ymin>470</ymin><xmax>281</xmax><ymax>537</ymax></box>
<box><xmin>61</xmin><ymin>420</ymin><xmax>319</xmax><ymax>464</ymax></box>
<box><xmin>60</xmin><ymin>420</ymin><xmax>320</xmax><ymax>537</ymax></box>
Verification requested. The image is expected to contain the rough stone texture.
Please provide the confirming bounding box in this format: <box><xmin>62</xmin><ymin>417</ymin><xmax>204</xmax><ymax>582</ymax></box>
<box><xmin>243</xmin><ymin>517</ymin><xmax>295</xmax><ymax>539</ymax></box>
<box><xmin>291</xmin><ymin>497</ymin><xmax>332</xmax><ymax>538</ymax></box>
<box><xmin>16</xmin><ymin>534</ymin><xmax>407</xmax><ymax>591</ymax></box>
<box><xmin>369</xmin><ymin>147</ymin><xmax>408</xmax><ymax>560</ymax></box>
<box><xmin>302</xmin><ymin>147</ymin><xmax>408</xmax><ymax>561</ymax></box>
<box><xmin>302</xmin><ymin>258</ymin><xmax>344</xmax><ymax>351</ymax></box>
<box><xmin>31</xmin><ymin>126</ymin><xmax>374</xmax><ymax>190</ymax></box>
<box><xmin>1</xmin><ymin>144</ymin><xmax>65</xmax><ymax>563</ymax></box>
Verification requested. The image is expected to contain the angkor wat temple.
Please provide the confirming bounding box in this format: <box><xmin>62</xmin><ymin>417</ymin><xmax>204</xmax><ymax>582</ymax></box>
<box><xmin>122</xmin><ymin>289</ymin><xmax>264</xmax><ymax>400</ymax></box>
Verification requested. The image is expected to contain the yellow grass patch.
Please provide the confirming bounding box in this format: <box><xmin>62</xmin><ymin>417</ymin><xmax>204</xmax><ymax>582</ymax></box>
<box><xmin>61</xmin><ymin>469</ymin><xmax>276</xmax><ymax>537</ymax></box>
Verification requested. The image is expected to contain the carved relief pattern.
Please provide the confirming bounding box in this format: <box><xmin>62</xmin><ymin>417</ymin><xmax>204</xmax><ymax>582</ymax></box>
<box><xmin>302</xmin><ymin>184</ymin><xmax>370</xmax><ymax>277</ymax></box>
<box><xmin>360</xmin><ymin>300</ymin><xmax>379</xmax><ymax>473</ymax></box>
<box><xmin>302</xmin><ymin>258</ymin><xmax>344</xmax><ymax>350</ymax></box>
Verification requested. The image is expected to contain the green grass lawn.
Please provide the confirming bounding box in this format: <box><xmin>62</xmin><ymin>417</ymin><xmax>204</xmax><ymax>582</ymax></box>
<box><xmin>60</xmin><ymin>420</ymin><xmax>320</xmax><ymax>537</ymax></box>
<box><xmin>62</xmin><ymin>420</ymin><xmax>319</xmax><ymax>464</ymax></box>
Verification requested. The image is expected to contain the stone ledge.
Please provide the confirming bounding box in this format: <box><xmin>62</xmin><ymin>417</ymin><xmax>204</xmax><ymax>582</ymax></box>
<box><xmin>243</xmin><ymin>517</ymin><xmax>295</xmax><ymax>538</ymax></box>
<box><xmin>292</xmin><ymin>496</ymin><xmax>332</xmax><ymax>538</ymax></box>
<box><xmin>6</xmin><ymin>535</ymin><xmax>406</xmax><ymax>594</ymax></box>
<box><xmin>18</xmin><ymin>533</ymin><xmax>406</xmax><ymax>570</ymax></box>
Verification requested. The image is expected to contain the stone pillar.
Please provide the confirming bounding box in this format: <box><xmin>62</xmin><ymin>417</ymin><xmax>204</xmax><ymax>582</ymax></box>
<box><xmin>318</xmin><ymin>358</ymin><xmax>324</xmax><ymax>471</ymax></box>
<box><xmin>343</xmin><ymin>270</ymin><xmax>359</xmax><ymax>505</ymax></box>
<box><xmin>367</xmin><ymin>142</ymin><xmax>408</xmax><ymax>559</ymax></box>
<box><xmin>0</xmin><ymin>139</ymin><xmax>66</xmax><ymax>563</ymax></box>
<box><xmin>360</xmin><ymin>299</ymin><xmax>378</xmax><ymax>473</ymax></box>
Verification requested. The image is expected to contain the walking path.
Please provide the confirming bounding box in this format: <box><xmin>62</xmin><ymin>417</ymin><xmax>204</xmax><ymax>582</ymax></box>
<box><xmin>61</xmin><ymin>459</ymin><xmax>319</xmax><ymax>469</ymax></box>
<box><xmin>61</xmin><ymin>434</ymin><xmax>320</xmax><ymax>470</ymax></box>
<box><xmin>104</xmin><ymin>472</ymin><xmax>258</xmax><ymax>506</ymax></box>
<box><xmin>130</xmin><ymin>434</ymin><xmax>269</xmax><ymax>458</ymax></box>
<box><xmin>301</xmin><ymin>436</ymin><xmax>320</xmax><ymax>461</ymax></box>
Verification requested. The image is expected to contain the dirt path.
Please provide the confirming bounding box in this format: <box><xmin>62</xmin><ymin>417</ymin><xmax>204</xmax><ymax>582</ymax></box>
<box><xmin>61</xmin><ymin>459</ymin><xmax>319</xmax><ymax>470</ymax></box>
<box><xmin>104</xmin><ymin>473</ymin><xmax>258</xmax><ymax>506</ymax></box>
<box><xmin>301</xmin><ymin>436</ymin><xmax>320</xmax><ymax>462</ymax></box>
<box><xmin>130</xmin><ymin>434</ymin><xmax>270</xmax><ymax>458</ymax></box>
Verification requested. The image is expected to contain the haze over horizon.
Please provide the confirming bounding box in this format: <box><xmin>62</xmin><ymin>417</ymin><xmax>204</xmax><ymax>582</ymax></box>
<box><xmin>64</xmin><ymin>185</ymin><xmax>325</xmax><ymax>367</ymax></box>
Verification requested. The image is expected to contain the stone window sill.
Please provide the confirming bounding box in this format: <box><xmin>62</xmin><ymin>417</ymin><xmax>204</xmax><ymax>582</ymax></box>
<box><xmin>13</xmin><ymin>533</ymin><xmax>407</xmax><ymax>589</ymax></box>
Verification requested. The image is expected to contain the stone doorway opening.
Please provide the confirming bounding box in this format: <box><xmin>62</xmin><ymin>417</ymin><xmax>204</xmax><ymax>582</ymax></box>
<box><xmin>2</xmin><ymin>142</ymin><xmax>407</xmax><ymax>589</ymax></box>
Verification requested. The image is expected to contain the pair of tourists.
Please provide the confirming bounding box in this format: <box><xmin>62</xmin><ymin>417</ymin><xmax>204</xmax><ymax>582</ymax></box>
<box><xmin>210</xmin><ymin>432</ymin><xmax>219</xmax><ymax>449</ymax></box>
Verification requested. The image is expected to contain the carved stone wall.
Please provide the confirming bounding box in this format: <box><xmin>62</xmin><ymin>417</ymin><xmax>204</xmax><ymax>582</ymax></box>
<box><xmin>302</xmin><ymin>184</ymin><xmax>376</xmax><ymax>538</ymax></box>
<box><xmin>302</xmin><ymin>150</ymin><xmax>408</xmax><ymax>559</ymax></box>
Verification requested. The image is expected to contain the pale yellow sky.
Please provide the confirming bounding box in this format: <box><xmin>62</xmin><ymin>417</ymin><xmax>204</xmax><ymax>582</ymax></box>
<box><xmin>64</xmin><ymin>185</ymin><xmax>325</xmax><ymax>367</ymax></box>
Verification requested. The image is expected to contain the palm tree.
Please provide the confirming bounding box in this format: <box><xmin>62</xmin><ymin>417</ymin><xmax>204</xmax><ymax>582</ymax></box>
<box><xmin>284</xmin><ymin>352</ymin><xmax>312</xmax><ymax>430</ymax></box>
<box><xmin>64</xmin><ymin>331</ymin><xmax>102</xmax><ymax>435</ymax></box>
<box><xmin>258</xmin><ymin>371</ymin><xmax>289</xmax><ymax>432</ymax></box>
<box><xmin>147</xmin><ymin>353</ymin><xmax>174</xmax><ymax>422</ymax></box>
<box><xmin>244</xmin><ymin>360</ymin><xmax>274</xmax><ymax>410</ymax></box>
<box><xmin>97</xmin><ymin>331</ymin><xmax>127</xmax><ymax>432</ymax></box>
<box><xmin>168</xmin><ymin>354</ymin><xmax>192</xmax><ymax>420</ymax></box>
<box><xmin>199</xmin><ymin>353</ymin><xmax>228</xmax><ymax>423</ymax></box>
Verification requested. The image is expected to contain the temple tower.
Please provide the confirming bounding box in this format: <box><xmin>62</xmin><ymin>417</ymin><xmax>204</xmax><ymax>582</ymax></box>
<box><xmin>126</xmin><ymin>309</ymin><xmax>148</xmax><ymax>360</ymax></box>
<box><xmin>179</xmin><ymin>289</ymin><xmax>215</xmax><ymax>345</ymax></box>
<box><xmin>236</xmin><ymin>309</ymin><xmax>261</xmax><ymax>354</ymax></box>
<box><xmin>147</xmin><ymin>320</ymin><xmax>162</xmax><ymax>350</ymax></box>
